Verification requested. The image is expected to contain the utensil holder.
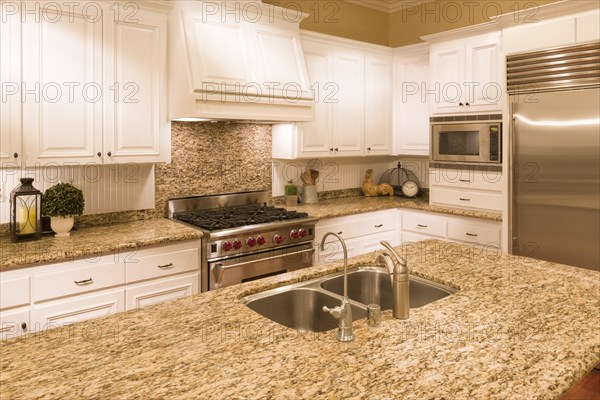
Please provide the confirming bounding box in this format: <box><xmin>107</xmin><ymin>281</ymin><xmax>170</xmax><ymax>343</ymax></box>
<box><xmin>300</xmin><ymin>185</ymin><xmax>318</xmax><ymax>204</ymax></box>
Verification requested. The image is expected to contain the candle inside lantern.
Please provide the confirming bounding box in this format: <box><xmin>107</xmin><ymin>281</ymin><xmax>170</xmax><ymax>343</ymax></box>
<box><xmin>18</xmin><ymin>199</ymin><xmax>37</xmax><ymax>235</ymax></box>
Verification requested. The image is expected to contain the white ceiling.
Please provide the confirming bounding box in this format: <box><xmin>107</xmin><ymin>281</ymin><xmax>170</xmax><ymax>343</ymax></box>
<box><xmin>344</xmin><ymin>0</ymin><xmax>434</xmax><ymax>13</ymax></box>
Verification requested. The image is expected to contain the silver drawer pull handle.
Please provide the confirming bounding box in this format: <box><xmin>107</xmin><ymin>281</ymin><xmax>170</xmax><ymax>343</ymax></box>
<box><xmin>374</xmin><ymin>224</ymin><xmax>383</xmax><ymax>228</ymax></box>
<box><xmin>157</xmin><ymin>263</ymin><xmax>174</xmax><ymax>270</ymax></box>
<box><xmin>74</xmin><ymin>278</ymin><xmax>93</xmax><ymax>286</ymax></box>
<box><xmin>459</xmin><ymin>179</ymin><xmax>471</xmax><ymax>183</ymax></box>
<box><xmin>417</xmin><ymin>224</ymin><xmax>428</xmax><ymax>228</ymax></box>
<box><xmin>466</xmin><ymin>233</ymin><xmax>478</xmax><ymax>237</ymax></box>
<box><xmin>459</xmin><ymin>198</ymin><xmax>471</xmax><ymax>201</ymax></box>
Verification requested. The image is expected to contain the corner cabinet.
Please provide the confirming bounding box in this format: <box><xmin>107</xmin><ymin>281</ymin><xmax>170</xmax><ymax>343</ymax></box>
<box><xmin>429</xmin><ymin>32</ymin><xmax>503</xmax><ymax>114</ymax></box>
<box><xmin>272</xmin><ymin>32</ymin><xmax>393</xmax><ymax>159</ymax></box>
<box><xmin>393</xmin><ymin>44</ymin><xmax>430</xmax><ymax>156</ymax></box>
<box><xmin>18</xmin><ymin>1</ymin><xmax>171</xmax><ymax>166</ymax></box>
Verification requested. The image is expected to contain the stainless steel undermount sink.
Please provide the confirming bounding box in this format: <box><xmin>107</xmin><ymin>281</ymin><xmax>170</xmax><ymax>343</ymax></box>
<box><xmin>243</xmin><ymin>266</ymin><xmax>456</xmax><ymax>332</ymax></box>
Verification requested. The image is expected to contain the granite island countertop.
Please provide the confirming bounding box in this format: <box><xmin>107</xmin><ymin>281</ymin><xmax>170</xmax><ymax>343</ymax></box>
<box><xmin>0</xmin><ymin>218</ymin><xmax>203</xmax><ymax>271</ymax></box>
<box><xmin>283</xmin><ymin>195</ymin><xmax>503</xmax><ymax>221</ymax></box>
<box><xmin>1</xmin><ymin>240</ymin><xmax>598</xmax><ymax>400</ymax></box>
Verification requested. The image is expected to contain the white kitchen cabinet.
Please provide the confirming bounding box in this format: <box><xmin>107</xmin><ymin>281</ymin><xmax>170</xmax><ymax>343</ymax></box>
<box><xmin>32</xmin><ymin>289</ymin><xmax>125</xmax><ymax>332</ymax></box>
<box><xmin>0</xmin><ymin>240</ymin><xmax>200</xmax><ymax>335</ymax></box>
<box><xmin>393</xmin><ymin>44</ymin><xmax>430</xmax><ymax>156</ymax></box>
<box><xmin>429</xmin><ymin>167</ymin><xmax>504</xmax><ymax>212</ymax></box>
<box><xmin>315</xmin><ymin>209</ymin><xmax>400</xmax><ymax>263</ymax></box>
<box><xmin>364</xmin><ymin>53</ymin><xmax>393</xmax><ymax>155</ymax></box>
<box><xmin>429</xmin><ymin>33</ymin><xmax>503</xmax><ymax>114</ymax></box>
<box><xmin>20</xmin><ymin>1</ymin><xmax>170</xmax><ymax>166</ymax></box>
<box><xmin>126</xmin><ymin>273</ymin><xmax>198</xmax><ymax>310</ymax></box>
<box><xmin>272</xmin><ymin>33</ymin><xmax>392</xmax><ymax>159</ymax></box>
<box><xmin>503</xmin><ymin>16</ymin><xmax>576</xmax><ymax>54</ymax></box>
<box><xmin>0</xmin><ymin>4</ymin><xmax>22</xmax><ymax>167</ymax></box>
<box><xmin>400</xmin><ymin>210</ymin><xmax>502</xmax><ymax>248</ymax></box>
<box><xmin>576</xmin><ymin>10</ymin><xmax>600</xmax><ymax>42</ymax></box>
<box><xmin>102</xmin><ymin>4</ymin><xmax>170</xmax><ymax>164</ymax></box>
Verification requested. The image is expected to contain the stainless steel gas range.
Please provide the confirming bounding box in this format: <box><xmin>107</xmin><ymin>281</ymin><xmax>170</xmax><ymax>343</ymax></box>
<box><xmin>168</xmin><ymin>191</ymin><xmax>318</xmax><ymax>292</ymax></box>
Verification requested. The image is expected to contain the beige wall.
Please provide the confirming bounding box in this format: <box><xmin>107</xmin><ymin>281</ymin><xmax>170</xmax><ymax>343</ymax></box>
<box><xmin>389</xmin><ymin>0</ymin><xmax>563</xmax><ymax>47</ymax></box>
<box><xmin>266</xmin><ymin>0</ymin><xmax>564</xmax><ymax>47</ymax></box>
<box><xmin>263</xmin><ymin>0</ymin><xmax>390</xmax><ymax>46</ymax></box>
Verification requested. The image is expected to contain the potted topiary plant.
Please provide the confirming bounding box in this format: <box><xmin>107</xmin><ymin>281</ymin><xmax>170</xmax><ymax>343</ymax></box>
<box><xmin>42</xmin><ymin>182</ymin><xmax>85</xmax><ymax>237</ymax></box>
<box><xmin>284</xmin><ymin>180</ymin><xmax>298</xmax><ymax>207</ymax></box>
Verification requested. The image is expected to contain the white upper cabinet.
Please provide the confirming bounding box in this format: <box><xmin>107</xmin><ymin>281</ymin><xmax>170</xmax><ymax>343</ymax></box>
<box><xmin>0</xmin><ymin>4</ymin><xmax>22</xmax><ymax>166</ymax></box>
<box><xmin>576</xmin><ymin>10</ymin><xmax>600</xmax><ymax>43</ymax></box>
<box><xmin>103</xmin><ymin>5</ymin><xmax>169</xmax><ymax>164</ymax></box>
<box><xmin>393</xmin><ymin>44</ymin><xmax>430</xmax><ymax>156</ymax></box>
<box><xmin>364</xmin><ymin>53</ymin><xmax>393</xmax><ymax>155</ymax></box>
<box><xmin>272</xmin><ymin>33</ymin><xmax>392</xmax><ymax>159</ymax></box>
<box><xmin>18</xmin><ymin>1</ymin><xmax>170</xmax><ymax>166</ymax></box>
<box><xmin>180</xmin><ymin>2</ymin><xmax>311</xmax><ymax>102</ymax></box>
<box><xmin>22</xmin><ymin>2</ymin><xmax>104</xmax><ymax>165</ymax></box>
<box><xmin>429</xmin><ymin>33</ymin><xmax>503</xmax><ymax>114</ymax></box>
<box><xmin>332</xmin><ymin>48</ymin><xmax>365</xmax><ymax>156</ymax></box>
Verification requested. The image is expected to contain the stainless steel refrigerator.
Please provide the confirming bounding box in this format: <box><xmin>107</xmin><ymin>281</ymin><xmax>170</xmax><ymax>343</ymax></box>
<box><xmin>509</xmin><ymin>42</ymin><xmax>600</xmax><ymax>271</ymax></box>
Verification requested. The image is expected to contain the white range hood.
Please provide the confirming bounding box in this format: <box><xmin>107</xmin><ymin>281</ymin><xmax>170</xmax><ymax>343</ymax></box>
<box><xmin>169</xmin><ymin>0</ymin><xmax>314</xmax><ymax>122</ymax></box>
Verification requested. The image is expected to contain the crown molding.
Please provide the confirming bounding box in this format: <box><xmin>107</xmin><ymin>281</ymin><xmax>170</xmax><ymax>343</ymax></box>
<box><xmin>344</xmin><ymin>0</ymin><xmax>433</xmax><ymax>14</ymax></box>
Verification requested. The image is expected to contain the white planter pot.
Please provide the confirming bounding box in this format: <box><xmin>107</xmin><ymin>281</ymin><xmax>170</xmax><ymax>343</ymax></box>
<box><xmin>50</xmin><ymin>216</ymin><xmax>74</xmax><ymax>237</ymax></box>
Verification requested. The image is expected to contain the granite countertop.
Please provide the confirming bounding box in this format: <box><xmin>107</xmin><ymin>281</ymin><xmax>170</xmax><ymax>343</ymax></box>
<box><xmin>284</xmin><ymin>195</ymin><xmax>503</xmax><ymax>221</ymax></box>
<box><xmin>0</xmin><ymin>219</ymin><xmax>203</xmax><ymax>271</ymax></box>
<box><xmin>1</xmin><ymin>240</ymin><xmax>598</xmax><ymax>399</ymax></box>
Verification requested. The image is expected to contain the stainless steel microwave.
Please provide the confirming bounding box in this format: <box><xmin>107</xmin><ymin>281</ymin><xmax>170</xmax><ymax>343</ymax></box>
<box><xmin>431</xmin><ymin>120</ymin><xmax>502</xmax><ymax>164</ymax></box>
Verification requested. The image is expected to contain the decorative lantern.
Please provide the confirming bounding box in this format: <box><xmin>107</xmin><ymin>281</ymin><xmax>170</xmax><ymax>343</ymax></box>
<box><xmin>10</xmin><ymin>178</ymin><xmax>42</xmax><ymax>242</ymax></box>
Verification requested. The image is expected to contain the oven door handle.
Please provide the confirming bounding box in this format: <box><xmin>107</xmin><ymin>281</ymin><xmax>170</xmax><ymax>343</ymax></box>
<box><xmin>212</xmin><ymin>247</ymin><xmax>315</xmax><ymax>271</ymax></box>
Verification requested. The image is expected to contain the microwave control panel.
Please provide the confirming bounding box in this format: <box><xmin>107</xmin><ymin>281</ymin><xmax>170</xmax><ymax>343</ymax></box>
<box><xmin>489</xmin><ymin>124</ymin><xmax>501</xmax><ymax>162</ymax></box>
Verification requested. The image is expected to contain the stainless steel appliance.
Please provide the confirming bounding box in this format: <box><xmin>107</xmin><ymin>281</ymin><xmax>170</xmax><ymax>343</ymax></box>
<box><xmin>508</xmin><ymin>41</ymin><xmax>600</xmax><ymax>271</ymax></box>
<box><xmin>430</xmin><ymin>115</ymin><xmax>502</xmax><ymax>165</ymax></box>
<box><xmin>168</xmin><ymin>191</ymin><xmax>318</xmax><ymax>291</ymax></box>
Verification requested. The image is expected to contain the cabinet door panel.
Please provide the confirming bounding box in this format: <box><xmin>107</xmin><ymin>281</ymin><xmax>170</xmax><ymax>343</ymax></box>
<box><xmin>332</xmin><ymin>50</ymin><xmax>364</xmax><ymax>156</ymax></box>
<box><xmin>22</xmin><ymin>4</ymin><xmax>103</xmax><ymax>165</ymax></box>
<box><xmin>297</xmin><ymin>41</ymin><xmax>332</xmax><ymax>157</ymax></box>
<box><xmin>430</xmin><ymin>43</ymin><xmax>465</xmax><ymax>114</ymax></box>
<box><xmin>394</xmin><ymin>48</ymin><xmax>430</xmax><ymax>155</ymax></box>
<box><xmin>466</xmin><ymin>36</ymin><xmax>502</xmax><ymax>112</ymax></box>
<box><xmin>0</xmin><ymin>7</ymin><xmax>21</xmax><ymax>166</ymax></box>
<box><xmin>125</xmin><ymin>273</ymin><xmax>198</xmax><ymax>310</ymax></box>
<box><xmin>32</xmin><ymin>289</ymin><xmax>124</xmax><ymax>331</ymax></box>
<box><xmin>103</xmin><ymin>7</ymin><xmax>167</xmax><ymax>163</ymax></box>
<box><xmin>365</xmin><ymin>54</ymin><xmax>392</xmax><ymax>155</ymax></box>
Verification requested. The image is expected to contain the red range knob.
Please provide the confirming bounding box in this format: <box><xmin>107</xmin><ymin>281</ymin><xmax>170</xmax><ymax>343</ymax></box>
<box><xmin>222</xmin><ymin>241</ymin><xmax>233</xmax><ymax>251</ymax></box>
<box><xmin>246</xmin><ymin>237</ymin><xmax>257</xmax><ymax>247</ymax></box>
<box><xmin>290</xmin><ymin>230</ymin><xmax>299</xmax><ymax>239</ymax></box>
<box><xmin>273</xmin><ymin>234</ymin><xmax>285</xmax><ymax>245</ymax></box>
<box><xmin>256</xmin><ymin>236</ymin><xmax>266</xmax><ymax>246</ymax></box>
<box><xmin>233</xmin><ymin>240</ymin><xmax>242</xmax><ymax>250</ymax></box>
<box><xmin>298</xmin><ymin>228</ymin><xmax>307</xmax><ymax>238</ymax></box>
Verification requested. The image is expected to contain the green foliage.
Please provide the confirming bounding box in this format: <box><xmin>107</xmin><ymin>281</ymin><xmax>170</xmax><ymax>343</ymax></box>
<box><xmin>42</xmin><ymin>183</ymin><xmax>85</xmax><ymax>217</ymax></box>
<box><xmin>284</xmin><ymin>180</ymin><xmax>298</xmax><ymax>196</ymax></box>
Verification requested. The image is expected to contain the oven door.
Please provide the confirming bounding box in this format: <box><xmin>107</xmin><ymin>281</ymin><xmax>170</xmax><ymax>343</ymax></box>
<box><xmin>208</xmin><ymin>243</ymin><xmax>315</xmax><ymax>290</ymax></box>
<box><xmin>431</xmin><ymin>123</ymin><xmax>492</xmax><ymax>163</ymax></box>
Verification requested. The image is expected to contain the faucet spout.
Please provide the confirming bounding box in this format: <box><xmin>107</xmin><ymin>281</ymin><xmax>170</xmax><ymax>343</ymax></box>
<box><xmin>378</xmin><ymin>241</ymin><xmax>410</xmax><ymax>320</ymax></box>
<box><xmin>320</xmin><ymin>232</ymin><xmax>354</xmax><ymax>342</ymax></box>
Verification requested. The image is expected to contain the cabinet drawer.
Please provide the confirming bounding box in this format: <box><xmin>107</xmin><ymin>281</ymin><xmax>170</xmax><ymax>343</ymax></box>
<box><xmin>316</xmin><ymin>238</ymin><xmax>360</xmax><ymax>264</ymax></box>
<box><xmin>430</xmin><ymin>187</ymin><xmax>502</xmax><ymax>211</ymax></box>
<box><xmin>447</xmin><ymin>222</ymin><xmax>501</xmax><ymax>246</ymax></box>
<box><xmin>32</xmin><ymin>289</ymin><xmax>125</xmax><ymax>331</ymax></box>
<box><xmin>429</xmin><ymin>168</ymin><xmax>503</xmax><ymax>192</ymax></box>
<box><xmin>34</xmin><ymin>262</ymin><xmax>125</xmax><ymax>302</ymax></box>
<box><xmin>0</xmin><ymin>275</ymin><xmax>31</xmax><ymax>310</ymax></box>
<box><xmin>0</xmin><ymin>308</ymin><xmax>30</xmax><ymax>340</ymax></box>
<box><xmin>359</xmin><ymin>231</ymin><xmax>399</xmax><ymax>255</ymax></box>
<box><xmin>402</xmin><ymin>213</ymin><xmax>446</xmax><ymax>237</ymax></box>
<box><xmin>126</xmin><ymin>246</ymin><xmax>199</xmax><ymax>283</ymax></box>
<box><xmin>126</xmin><ymin>273</ymin><xmax>198</xmax><ymax>310</ymax></box>
<box><xmin>357</xmin><ymin>210</ymin><xmax>399</xmax><ymax>237</ymax></box>
<box><xmin>401</xmin><ymin>231</ymin><xmax>440</xmax><ymax>244</ymax></box>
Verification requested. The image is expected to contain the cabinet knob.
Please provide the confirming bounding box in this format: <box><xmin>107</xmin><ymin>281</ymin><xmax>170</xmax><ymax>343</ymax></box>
<box><xmin>21</xmin><ymin>322</ymin><xmax>27</xmax><ymax>331</ymax></box>
<box><xmin>13</xmin><ymin>152</ymin><xmax>18</xmax><ymax>159</ymax></box>
<box><xmin>367</xmin><ymin>147</ymin><xmax>371</xmax><ymax>151</ymax></box>
<box><xmin>97</xmin><ymin>152</ymin><xmax>102</xmax><ymax>157</ymax></box>
<box><xmin>459</xmin><ymin>102</ymin><xmax>464</xmax><ymax>107</ymax></box>
<box><xmin>465</xmin><ymin>102</ymin><xmax>471</xmax><ymax>107</ymax></box>
<box><xmin>334</xmin><ymin>148</ymin><xmax>339</xmax><ymax>152</ymax></box>
<box><xmin>107</xmin><ymin>152</ymin><xmax>112</xmax><ymax>157</ymax></box>
<box><xmin>329</xmin><ymin>148</ymin><xmax>334</xmax><ymax>152</ymax></box>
